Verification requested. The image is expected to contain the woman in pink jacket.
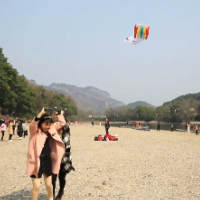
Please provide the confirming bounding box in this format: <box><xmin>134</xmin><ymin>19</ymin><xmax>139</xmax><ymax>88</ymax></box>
<box><xmin>1</xmin><ymin>120</ymin><xmax>6</xmax><ymax>141</ymax></box>
<box><xmin>27</xmin><ymin>108</ymin><xmax>66</xmax><ymax>200</ymax></box>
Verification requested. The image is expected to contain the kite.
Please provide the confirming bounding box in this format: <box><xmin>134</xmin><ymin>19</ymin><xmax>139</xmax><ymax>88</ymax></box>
<box><xmin>124</xmin><ymin>24</ymin><xmax>150</xmax><ymax>45</ymax></box>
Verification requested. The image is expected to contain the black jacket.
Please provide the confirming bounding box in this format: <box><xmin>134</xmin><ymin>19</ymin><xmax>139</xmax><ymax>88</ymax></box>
<box><xmin>60</xmin><ymin>121</ymin><xmax>75</xmax><ymax>173</ymax></box>
<box><xmin>17</xmin><ymin>122</ymin><xmax>23</xmax><ymax>132</ymax></box>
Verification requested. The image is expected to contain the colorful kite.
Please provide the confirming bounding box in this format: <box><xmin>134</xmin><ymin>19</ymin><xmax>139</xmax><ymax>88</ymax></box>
<box><xmin>124</xmin><ymin>24</ymin><xmax>150</xmax><ymax>45</ymax></box>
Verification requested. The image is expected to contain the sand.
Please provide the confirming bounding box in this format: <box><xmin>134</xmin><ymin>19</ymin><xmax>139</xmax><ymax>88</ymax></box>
<box><xmin>0</xmin><ymin>124</ymin><xmax>200</xmax><ymax>200</ymax></box>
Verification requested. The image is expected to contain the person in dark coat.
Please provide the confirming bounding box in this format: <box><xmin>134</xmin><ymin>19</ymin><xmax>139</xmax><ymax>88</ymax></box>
<box><xmin>17</xmin><ymin>119</ymin><xmax>23</xmax><ymax>139</ymax></box>
<box><xmin>52</xmin><ymin>116</ymin><xmax>75</xmax><ymax>200</ymax></box>
<box><xmin>157</xmin><ymin>121</ymin><xmax>160</xmax><ymax>131</ymax></box>
<box><xmin>105</xmin><ymin>118</ymin><xmax>110</xmax><ymax>134</ymax></box>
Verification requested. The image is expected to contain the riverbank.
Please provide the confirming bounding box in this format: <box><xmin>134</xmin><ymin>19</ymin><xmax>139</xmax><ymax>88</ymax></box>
<box><xmin>0</xmin><ymin>124</ymin><xmax>200</xmax><ymax>199</ymax></box>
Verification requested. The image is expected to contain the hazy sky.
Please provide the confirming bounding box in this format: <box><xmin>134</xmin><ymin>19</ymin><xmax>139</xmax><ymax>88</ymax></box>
<box><xmin>1</xmin><ymin>0</ymin><xmax>200</xmax><ymax>106</ymax></box>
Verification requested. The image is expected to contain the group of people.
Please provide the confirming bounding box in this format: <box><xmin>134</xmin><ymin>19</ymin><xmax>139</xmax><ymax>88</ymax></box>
<box><xmin>156</xmin><ymin>122</ymin><xmax>199</xmax><ymax>134</ymax></box>
<box><xmin>27</xmin><ymin>107</ymin><xmax>74</xmax><ymax>200</ymax></box>
<box><xmin>185</xmin><ymin>122</ymin><xmax>199</xmax><ymax>134</ymax></box>
<box><xmin>0</xmin><ymin>118</ymin><xmax>28</xmax><ymax>142</ymax></box>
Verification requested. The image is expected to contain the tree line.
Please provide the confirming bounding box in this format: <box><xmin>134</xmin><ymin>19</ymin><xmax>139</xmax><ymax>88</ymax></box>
<box><xmin>0</xmin><ymin>47</ymin><xmax>77</xmax><ymax>119</ymax></box>
<box><xmin>104</xmin><ymin>106</ymin><xmax>156</xmax><ymax>122</ymax></box>
<box><xmin>104</xmin><ymin>99</ymin><xmax>200</xmax><ymax>123</ymax></box>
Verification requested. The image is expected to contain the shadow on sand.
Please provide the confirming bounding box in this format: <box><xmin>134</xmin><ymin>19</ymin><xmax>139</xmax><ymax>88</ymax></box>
<box><xmin>0</xmin><ymin>189</ymin><xmax>47</xmax><ymax>200</ymax></box>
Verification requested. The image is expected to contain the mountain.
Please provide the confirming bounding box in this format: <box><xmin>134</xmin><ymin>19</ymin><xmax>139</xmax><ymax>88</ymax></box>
<box><xmin>126</xmin><ymin>101</ymin><xmax>155</xmax><ymax>108</ymax></box>
<box><xmin>44</xmin><ymin>83</ymin><xmax>125</xmax><ymax>113</ymax></box>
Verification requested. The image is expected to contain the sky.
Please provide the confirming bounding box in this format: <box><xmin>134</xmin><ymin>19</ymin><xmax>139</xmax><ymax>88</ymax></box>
<box><xmin>1</xmin><ymin>0</ymin><xmax>200</xmax><ymax>106</ymax></box>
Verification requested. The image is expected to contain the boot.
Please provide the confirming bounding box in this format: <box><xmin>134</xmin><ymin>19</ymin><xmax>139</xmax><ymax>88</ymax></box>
<box><xmin>53</xmin><ymin>189</ymin><xmax>55</xmax><ymax>200</ymax></box>
<box><xmin>55</xmin><ymin>190</ymin><xmax>64</xmax><ymax>200</ymax></box>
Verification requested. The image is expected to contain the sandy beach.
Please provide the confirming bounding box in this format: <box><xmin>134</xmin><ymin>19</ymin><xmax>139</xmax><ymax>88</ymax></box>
<box><xmin>0</xmin><ymin>124</ymin><xmax>200</xmax><ymax>200</ymax></box>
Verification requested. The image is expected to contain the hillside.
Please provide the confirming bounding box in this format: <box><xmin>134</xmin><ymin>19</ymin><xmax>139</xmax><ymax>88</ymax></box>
<box><xmin>155</xmin><ymin>93</ymin><xmax>200</xmax><ymax>122</ymax></box>
<box><xmin>163</xmin><ymin>93</ymin><xmax>200</xmax><ymax>106</ymax></box>
<box><xmin>127</xmin><ymin>101</ymin><xmax>155</xmax><ymax>108</ymax></box>
<box><xmin>45</xmin><ymin>83</ymin><xmax>125</xmax><ymax>113</ymax></box>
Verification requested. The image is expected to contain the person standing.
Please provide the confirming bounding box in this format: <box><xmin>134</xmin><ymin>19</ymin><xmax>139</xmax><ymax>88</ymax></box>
<box><xmin>171</xmin><ymin>124</ymin><xmax>174</xmax><ymax>132</ymax></box>
<box><xmin>52</xmin><ymin>116</ymin><xmax>75</xmax><ymax>200</ymax></box>
<box><xmin>27</xmin><ymin>107</ymin><xmax>65</xmax><ymax>200</ymax></box>
<box><xmin>5</xmin><ymin>119</ymin><xmax>9</xmax><ymax>127</ymax></box>
<box><xmin>8</xmin><ymin>120</ymin><xmax>14</xmax><ymax>142</ymax></box>
<box><xmin>157</xmin><ymin>121</ymin><xmax>160</xmax><ymax>131</ymax></box>
<box><xmin>1</xmin><ymin>120</ymin><xmax>6</xmax><ymax>141</ymax></box>
<box><xmin>17</xmin><ymin>119</ymin><xmax>23</xmax><ymax>139</ymax></box>
<box><xmin>195</xmin><ymin>124</ymin><xmax>198</xmax><ymax>135</ymax></box>
<box><xmin>105</xmin><ymin>118</ymin><xmax>110</xmax><ymax>134</ymax></box>
<box><xmin>22</xmin><ymin>120</ymin><xmax>28</xmax><ymax>138</ymax></box>
<box><xmin>12</xmin><ymin>119</ymin><xmax>16</xmax><ymax>135</ymax></box>
<box><xmin>187</xmin><ymin>122</ymin><xmax>190</xmax><ymax>134</ymax></box>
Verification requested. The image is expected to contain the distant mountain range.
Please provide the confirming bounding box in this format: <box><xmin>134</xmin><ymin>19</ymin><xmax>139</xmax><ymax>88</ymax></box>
<box><xmin>29</xmin><ymin>80</ymin><xmax>155</xmax><ymax>112</ymax></box>
<box><xmin>45</xmin><ymin>83</ymin><xmax>125</xmax><ymax>113</ymax></box>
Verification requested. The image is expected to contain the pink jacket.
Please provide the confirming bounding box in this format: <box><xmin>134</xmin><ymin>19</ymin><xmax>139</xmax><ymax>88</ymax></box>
<box><xmin>27</xmin><ymin>115</ymin><xmax>66</xmax><ymax>177</ymax></box>
<box><xmin>1</xmin><ymin>123</ymin><xmax>6</xmax><ymax>131</ymax></box>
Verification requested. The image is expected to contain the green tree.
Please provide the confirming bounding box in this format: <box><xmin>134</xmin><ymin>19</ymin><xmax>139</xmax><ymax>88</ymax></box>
<box><xmin>14</xmin><ymin>75</ymin><xmax>35</xmax><ymax>118</ymax></box>
<box><xmin>0</xmin><ymin>47</ymin><xmax>78</xmax><ymax>118</ymax></box>
<box><xmin>0</xmin><ymin>48</ymin><xmax>18</xmax><ymax>112</ymax></box>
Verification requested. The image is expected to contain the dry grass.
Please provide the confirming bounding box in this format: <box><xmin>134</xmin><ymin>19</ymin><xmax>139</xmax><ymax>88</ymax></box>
<box><xmin>0</xmin><ymin>124</ymin><xmax>200</xmax><ymax>199</ymax></box>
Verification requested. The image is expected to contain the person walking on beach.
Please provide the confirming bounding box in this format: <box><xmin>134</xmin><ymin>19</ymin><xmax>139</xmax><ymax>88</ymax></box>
<box><xmin>17</xmin><ymin>119</ymin><xmax>23</xmax><ymax>139</ymax></box>
<box><xmin>157</xmin><ymin>121</ymin><xmax>160</xmax><ymax>131</ymax></box>
<box><xmin>195</xmin><ymin>124</ymin><xmax>198</xmax><ymax>135</ymax></box>
<box><xmin>52</xmin><ymin>115</ymin><xmax>75</xmax><ymax>200</ymax></box>
<box><xmin>8</xmin><ymin>120</ymin><xmax>14</xmax><ymax>142</ymax></box>
<box><xmin>171</xmin><ymin>123</ymin><xmax>174</xmax><ymax>132</ymax></box>
<box><xmin>5</xmin><ymin>118</ymin><xmax>9</xmax><ymax>127</ymax></box>
<box><xmin>105</xmin><ymin>118</ymin><xmax>110</xmax><ymax>134</ymax></box>
<box><xmin>12</xmin><ymin>119</ymin><xmax>16</xmax><ymax>135</ymax></box>
<box><xmin>187</xmin><ymin>122</ymin><xmax>190</xmax><ymax>134</ymax></box>
<box><xmin>1</xmin><ymin>120</ymin><xmax>6</xmax><ymax>141</ymax></box>
<box><xmin>27</xmin><ymin>107</ymin><xmax>65</xmax><ymax>200</ymax></box>
<box><xmin>22</xmin><ymin>120</ymin><xmax>28</xmax><ymax>138</ymax></box>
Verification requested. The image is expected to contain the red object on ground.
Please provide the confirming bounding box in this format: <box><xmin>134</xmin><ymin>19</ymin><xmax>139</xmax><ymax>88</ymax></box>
<box><xmin>97</xmin><ymin>135</ymin><xmax>104</xmax><ymax>141</ymax></box>
<box><xmin>104</xmin><ymin>134</ymin><xmax>118</xmax><ymax>141</ymax></box>
<box><xmin>95</xmin><ymin>134</ymin><xmax>118</xmax><ymax>141</ymax></box>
